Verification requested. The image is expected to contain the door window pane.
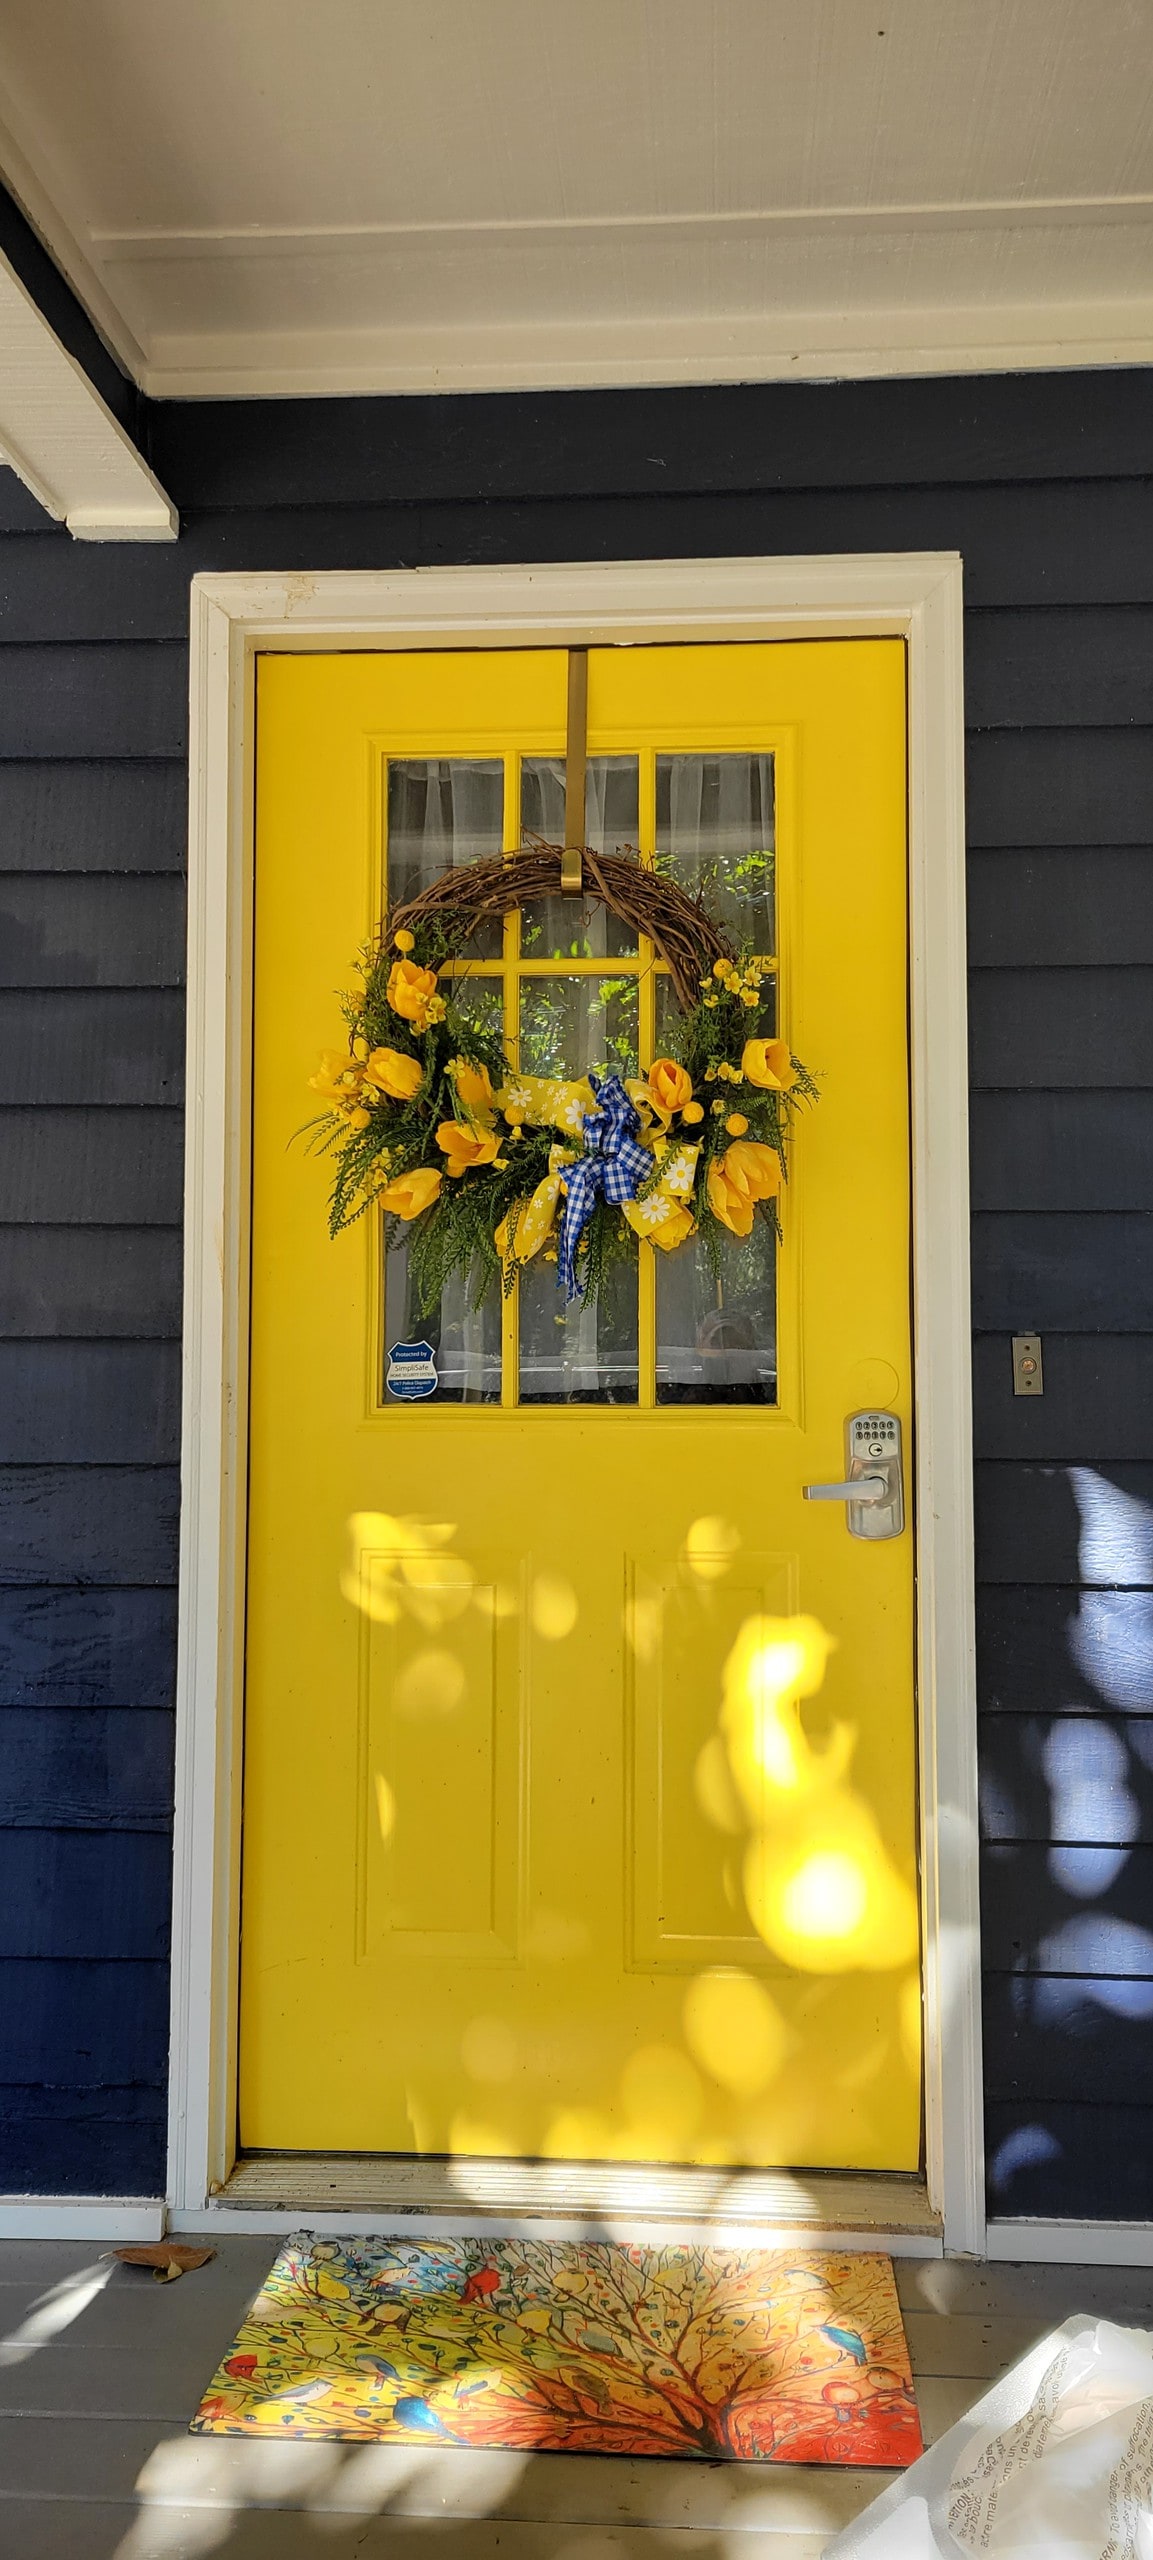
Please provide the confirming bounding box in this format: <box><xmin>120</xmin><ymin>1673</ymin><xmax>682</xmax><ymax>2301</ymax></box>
<box><xmin>519</xmin><ymin>1251</ymin><xmax>638</xmax><ymax>1405</ymax></box>
<box><xmin>383</xmin><ymin>1245</ymin><xmax>502</xmax><ymax>1405</ymax></box>
<box><xmin>655</xmin><ymin>754</ymin><xmax>775</xmax><ymax>949</ymax></box>
<box><xmin>519</xmin><ymin>975</ymin><xmax>640</xmax><ymax>1087</ymax></box>
<box><xmin>656</xmin><ymin>1221</ymin><xmax>777</xmax><ymax>1406</ymax></box>
<box><xmin>516</xmin><ymin>968</ymin><xmax>640</xmax><ymax>1402</ymax></box>
<box><xmin>520</xmin><ymin>756</ymin><xmax>639</xmax><ymax>958</ymax></box>
<box><xmin>441</xmin><ymin>972</ymin><xmax>506</xmax><ymax>1046</ymax></box>
<box><xmin>519</xmin><ymin>976</ymin><xmax>639</xmax><ymax>1084</ymax></box>
<box><xmin>387</xmin><ymin>759</ymin><xmax>504</xmax><ymax>956</ymax></box>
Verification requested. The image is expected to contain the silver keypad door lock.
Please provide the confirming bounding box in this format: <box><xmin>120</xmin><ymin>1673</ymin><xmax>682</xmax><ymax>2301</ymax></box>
<box><xmin>804</xmin><ymin>1411</ymin><xmax>905</xmax><ymax>1540</ymax></box>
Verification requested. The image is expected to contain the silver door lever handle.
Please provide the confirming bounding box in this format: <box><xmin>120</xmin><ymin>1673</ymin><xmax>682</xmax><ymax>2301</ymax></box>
<box><xmin>804</xmin><ymin>1414</ymin><xmax>904</xmax><ymax>1539</ymax></box>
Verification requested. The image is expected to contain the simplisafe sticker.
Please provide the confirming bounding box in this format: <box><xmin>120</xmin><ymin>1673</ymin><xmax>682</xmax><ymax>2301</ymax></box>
<box><xmin>386</xmin><ymin>1339</ymin><xmax>438</xmax><ymax>1400</ymax></box>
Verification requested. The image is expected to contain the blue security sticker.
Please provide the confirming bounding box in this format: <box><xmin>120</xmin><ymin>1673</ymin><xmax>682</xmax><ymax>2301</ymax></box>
<box><xmin>386</xmin><ymin>1339</ymin><xmax>438</xmax><ymax>1400</ymax></box>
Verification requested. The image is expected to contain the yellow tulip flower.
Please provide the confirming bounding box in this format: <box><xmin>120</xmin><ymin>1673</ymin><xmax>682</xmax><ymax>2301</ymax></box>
<box><xmin>436</xmin><ymin>1119</ymin><xmax>503</xmax><ymax>1178</ymax></box>
<box><xmin>362</xmin><ymin>1046</ymin><xmax>422</xmax><ymax>1102</ymax></box>
<box><xmin>387</xmin><ymin>956</ymin><xmax>440</xmax><ymax>1029</ymax></box>
<box><xmin>647</xmin><ymin>1056</ymin><xmax>693</xmax><ymax>1114</ymax></box>
<box><xmin>309</xmin><ymin>1050</ymin><xmax>374</xmax><ymax>1126</ymax></box>
<box><xmin>450</xmin><ymin>1057</ymin><xmax>496</xmax><ymax>1124</ymax></box>
<box><xmin>741</xmin><ymin>1037</ymin><xmax>796</xmax><ymax>1091</ymax></box>
<box><xmin>309</xmin><ymin>1049</ymin><xmax>363</xmax><ymax>1107</ymax></box>
<box><xmin>707</xmin><ymin>1139</ymin><xmax>781</xmax><ymax>1236</ymax></box>
<box><xmin>725</xmin><ymin>1138</ymin><xmax>782</xmax><ymax>1199</ymax></box>
<box><xmin>378</xmin><ymin>1165</ymin><xmax>442</xmax><ymax>1219</ymax></box>
<box><xmin>707</xmin><ymin>1156</ymin><xmax>755</xmax><ymax>1236</ymax></box>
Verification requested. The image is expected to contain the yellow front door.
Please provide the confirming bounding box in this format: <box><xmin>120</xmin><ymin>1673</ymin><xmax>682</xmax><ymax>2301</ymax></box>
<box><xmin>241</xmin><ymin>639</ymin><xmax>919</xmax><ymax>2172</ymax></box>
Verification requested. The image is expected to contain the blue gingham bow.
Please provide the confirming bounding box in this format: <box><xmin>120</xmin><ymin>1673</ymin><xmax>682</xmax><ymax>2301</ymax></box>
<box><xmin>557</xmin><ymin>1073</ymin><xmax>651</xmax><ymax>1299</ymax></box>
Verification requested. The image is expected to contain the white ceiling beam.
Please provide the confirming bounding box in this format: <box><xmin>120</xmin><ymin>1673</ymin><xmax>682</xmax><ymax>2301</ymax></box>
<box><xmin>0</xmin><ymin>242</ymin><xmax>175</xmax><ymax>539</ymax></box>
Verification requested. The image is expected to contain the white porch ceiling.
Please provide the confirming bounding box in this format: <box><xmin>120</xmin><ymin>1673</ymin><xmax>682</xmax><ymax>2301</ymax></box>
<box><xmin>0</xmin><ymin>0</ymin><xmax>1151</xmax><ymax>397</ymax></box>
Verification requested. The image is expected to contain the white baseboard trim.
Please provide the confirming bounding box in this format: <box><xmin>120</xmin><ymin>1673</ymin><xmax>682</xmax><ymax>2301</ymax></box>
<box><xmin>987</xmin><ymin>2221</ymin><xmax>1153</xmax><ymax>2267</ymax></box>
<box><xmin>0</xmin><ymin>2197</ymin><xmax>166</xmax><ymax>2241</ymax></box>
<box><xmin>168</xmin><ymin>2208</ymin><xmax>943</xmax><ymax>2254</ymax></box>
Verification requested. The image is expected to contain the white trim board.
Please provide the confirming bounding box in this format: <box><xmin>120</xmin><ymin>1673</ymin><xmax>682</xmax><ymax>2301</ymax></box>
<box><xmin>0</xmin><ymin>244</ymin><xmax>175</xmax><ymax>539</ymax></box>
<box><xmin>0</xmin><ymin>2198</ymin><xmax>166</xmax><ymax>2241</ymax></box>
<box><xmin>171</xmin><ymin>555</ymin><xmax>984</xmax><ymax>2255</ymax></box>
<box><xmin>987</xmin><ymin>2224</ymin><xmax>1153</xmax><ymax>2269</ymax></box>
<box><xmin>142</xmin><ymin>306</ymin><xmax>1153</xmax><ymax>402</ymax></box>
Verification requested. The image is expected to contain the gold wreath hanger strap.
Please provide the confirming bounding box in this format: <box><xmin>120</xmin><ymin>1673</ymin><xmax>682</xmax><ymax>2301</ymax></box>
<box><xmin>562</xmin><ymin>646</ymin><xmax>588</xmax><ymax>894</ymax></box>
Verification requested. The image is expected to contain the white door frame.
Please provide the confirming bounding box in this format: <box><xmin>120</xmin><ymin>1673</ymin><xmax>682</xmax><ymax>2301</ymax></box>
<box><xmin>168</xmin><ymin>554</ymin><xmax>984</xmax><ymax>2254</ymax></box>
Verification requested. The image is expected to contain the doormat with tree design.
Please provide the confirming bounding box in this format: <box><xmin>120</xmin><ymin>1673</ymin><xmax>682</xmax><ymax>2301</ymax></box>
<box><xmin>191</xmin><ymin>2235</ymin><xmax>922</xmax><ymax>2465</ymax></box>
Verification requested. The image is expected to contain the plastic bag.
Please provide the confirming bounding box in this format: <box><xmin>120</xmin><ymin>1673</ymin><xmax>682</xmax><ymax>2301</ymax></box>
<box><xmin>825</xmin><ymin>2316</ymin><xmax>1153</xmax><ymax>2559</ymax></box>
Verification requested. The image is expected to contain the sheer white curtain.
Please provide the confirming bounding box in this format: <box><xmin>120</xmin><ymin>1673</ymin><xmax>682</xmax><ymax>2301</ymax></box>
<box><xmin>386</xmin><ymin>758</ymin><xmax>504</xmax><ymax>908</ymax></box>
<box><xmin>658</xmin><ymin>753</ymin><xmax>775</xmax><ymax>945</ymax></box>
<box><xmin>520</xmin><ymin>755</ymin><xmax>635</xmax><ymax>855</ymax></box>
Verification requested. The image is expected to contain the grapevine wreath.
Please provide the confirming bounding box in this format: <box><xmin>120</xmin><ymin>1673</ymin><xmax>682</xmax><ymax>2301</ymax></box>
<box><xmin>306</xmin><ymin>841</ymin><xmax>816</xmax><ymax>1310</ymax></box>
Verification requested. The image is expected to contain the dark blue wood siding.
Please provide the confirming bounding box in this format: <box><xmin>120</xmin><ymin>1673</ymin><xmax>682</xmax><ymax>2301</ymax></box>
<box><xmin>1</xmin><ymin>369</ymin><xmax>1151</xmax><ymax>2209</ymax></box>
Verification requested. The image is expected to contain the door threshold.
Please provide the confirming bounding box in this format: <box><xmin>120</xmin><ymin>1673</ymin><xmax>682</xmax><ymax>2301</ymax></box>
<box><xmin>215</xmin><ymin>2154</ymin><xmax>940</xmax><ymax>2243</ymax></box>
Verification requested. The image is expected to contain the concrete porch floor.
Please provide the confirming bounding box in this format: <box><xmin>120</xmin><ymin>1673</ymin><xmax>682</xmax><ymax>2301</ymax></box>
<box><xmin>0</xmin><ymin>2241</ymin><xmax>1149</xmax><ymax>2558</ymax></box>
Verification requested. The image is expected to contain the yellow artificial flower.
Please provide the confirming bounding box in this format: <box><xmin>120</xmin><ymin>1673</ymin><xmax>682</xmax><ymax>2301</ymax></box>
<box><xmin>707</xmin><ymin>1139</ymin><xmax>781</xmax><ymax>1237</ymax></box>
<box><xmin>362</xmin><ymin>1046</ymin><xmax>423</xmax><ymax>1101</ymax></box>
<box><xmin>741</xmin><ymin>1036</ymin><xmax>796</xmax><ymax>1091</ymax></box>
<box><xmin>707</xmin><ymin>1156</ymin><xmax>755</xmax><ymax>1237</ymax></box>
<box><xmin>450</xmin><ymin>1057</ymin><xmax>496</xmax><ymax>1124</ymax></box>
<box><xmin>387</xmin><ymin>956</ymin><xmax>440</xmax><ymax>1028</ymax></box>
<box><xmin>309</xmin><ymin>1049</ymin><xmax>363</xmax><ymax>1105</ymax></box>
<box><xmin>309</xmin><ymin>1050</ymin><xmax>373</xmax><ymax>1126</ymax></box>
<box><xmin>359</xmin><ymin>1152</ymin><xmax>394</xmax><ymax>1200</ymax></box>
<box><xmin>436</xmin><ymin>1119</ymin><xmax>503</xmax><ymax>1177</ymax></box>
<box><xmin>393</xmin><ymin>927</ymin><xmax>415</xmax><ymax>952</ymax></box>
<box><xmin>648</xmin><ymin>1057</ymin><xmax>693</xmax><ymax>1114</ymax></box>
<box><xmin>725</xmin><ymin>1138</ymin><xmax>782</xmax><ymax>1198</ymax></box>
<box><xmin>379</xmin><ymin>1164</ymin><xmax>442</xmax><ymax>1219</ymax></box>
<box><xmin>682</xmin><ymin>1100</ymin><xmax>704</xmax><ymax>1125</ymax></box>
<box><xmin>725</xmin><ymin>1112</ymin><xmax>749</xmax><ymax>1135</ymax></box>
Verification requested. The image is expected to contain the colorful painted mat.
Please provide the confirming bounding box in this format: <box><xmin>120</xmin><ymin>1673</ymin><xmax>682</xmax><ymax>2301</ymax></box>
<box><xmin>192</xmin><ymin>2236</ymin><xmax>922</xmax><ymax>2465</ymax></box>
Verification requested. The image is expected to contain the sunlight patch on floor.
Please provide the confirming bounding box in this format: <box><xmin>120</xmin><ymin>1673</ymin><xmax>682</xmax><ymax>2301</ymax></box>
<box><xmin>0</xmin><ymin>2257</ymin><xmax>112</xmax><ymax>2367</ymax></box>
